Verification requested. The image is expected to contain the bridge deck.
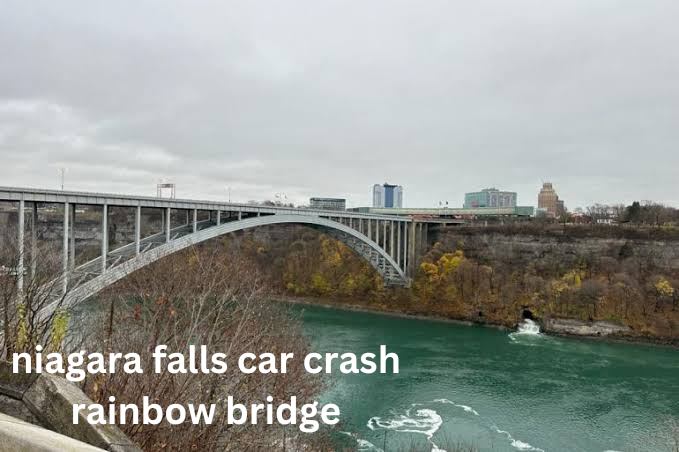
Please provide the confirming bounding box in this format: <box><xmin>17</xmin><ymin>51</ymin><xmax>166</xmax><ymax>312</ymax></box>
<box><xmin>0</xmin><ymin>186</ymin><xmax>409</xmax><ymax>221</ymax></box>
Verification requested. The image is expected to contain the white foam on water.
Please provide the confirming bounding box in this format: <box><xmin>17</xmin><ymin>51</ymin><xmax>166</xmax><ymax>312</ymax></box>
<box><xmin>432</xmin><ymin>398</ymin><xmax>480</xmax><ymax>416</ymax></box>
<box><xmin>509</xmin><ymin>319</ymin><xmax>542</xmax><ymax>342</ymax></box>
<box><xmin>516</xmin><ymin>318</ymin><xmax>541</xmax><ymax>335</ymax></box>
<box><xmin>357</xmin><ymin>439</ymin><xmax>380</xmax><ymax>451</ymax></box>
<box><xmin>340</xmin><ymin>431</ymin><xmax>383</xmax><ymax>451</ymax></box>
<box><xmin>368</xmin><ymin>405</ymin><xmax>445</xmax><ymax>452</ymax></box>
<box><xmin>367</xmin><ymin>408</ymin><xmax>442</xmax><ymax>438</ymax></box>
<box><xmin>493</xmin><ymin>426</ymin><xmax>545</xmax><ymax>452</ymax></box>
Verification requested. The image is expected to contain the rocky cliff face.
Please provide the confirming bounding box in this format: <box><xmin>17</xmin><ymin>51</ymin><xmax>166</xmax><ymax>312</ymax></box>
<box><xmin>429</xmin><ymin>227</ymin><xmax>679</xmax><ymax>271</ymax></box>
<box><xmin>414</xmin><ymin>226</ymin><xmax>679</xmax><ymax>344</ymax></box>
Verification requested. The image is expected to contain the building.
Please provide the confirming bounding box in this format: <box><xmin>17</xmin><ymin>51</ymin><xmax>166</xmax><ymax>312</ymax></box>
<box><xmin>557</xmin><ymin>200</ymin><xmax>565</xmax><ymax>216</ymax></box>
<box><xmin>372</xmin><ymin>183</ymin><xmax>403</xmax><ymax>208</ymax></box>
<box><xmin>464</xmin><ymin>188</ymin><xmax>517</xmax><ymax>209</ymax></box>
<box><xmin>309</xmin><ymin>197</ymin><xmax>346</xmax><ymax>211</ymax></box>
<box><xmin>538</xmin><ymin>182</ymin><xmax>566</xmax><ymax>218</ymax></box>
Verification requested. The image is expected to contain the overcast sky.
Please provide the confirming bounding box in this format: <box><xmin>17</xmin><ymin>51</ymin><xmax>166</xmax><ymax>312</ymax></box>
<box><xmin>1</xmin><ymin>1</ymin><xmax>677</xmax><ymax>209</ymax></box>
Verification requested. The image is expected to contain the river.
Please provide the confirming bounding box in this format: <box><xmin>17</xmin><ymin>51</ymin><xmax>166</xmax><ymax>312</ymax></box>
<box><xmin>296</xmin><ymin>304</ymin><xmax>679</xmax><ymax>452</ymax></box>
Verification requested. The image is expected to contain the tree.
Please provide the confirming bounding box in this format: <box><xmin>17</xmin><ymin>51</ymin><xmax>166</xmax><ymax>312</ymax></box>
<box><xmin>625</xmin><ymin>201</ymin><xmax>642</xmax><ymax>223</ymax></box>
<box><xmin>653</xmin><ymin>276</ymin><xmax>675</xmax><ymax>312</ymax></box>
<box><xmin>579</xmin><ymin>280</ymin><xmax>605</xmax><ymax>319</ymax></box>
<box><xmin>0</xmin><ymin>235</ymin><xmax>74</xmax><ymax>359</ymax></box>
<box><xmin>79</xmin><ymin>243</ymin><xmax>326</xmax><ymax>451</ymax></box>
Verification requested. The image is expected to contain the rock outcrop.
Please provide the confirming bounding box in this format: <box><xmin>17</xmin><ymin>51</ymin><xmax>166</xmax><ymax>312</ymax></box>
<box><xmin>542</xmin><ymin>318</ymin><xmax>632</xmax><ymax>337</ymax></box>
<box><xmin>0</xmin><ymin>361</ymin><xmax>140</xmax><ymax>452</ymax></box>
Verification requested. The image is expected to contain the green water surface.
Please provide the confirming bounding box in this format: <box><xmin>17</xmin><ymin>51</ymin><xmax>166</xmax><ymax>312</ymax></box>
<box><xmin>296</xmin><ymin>304</ymin><xmax>679</xmax><ymax>452</ymax></box>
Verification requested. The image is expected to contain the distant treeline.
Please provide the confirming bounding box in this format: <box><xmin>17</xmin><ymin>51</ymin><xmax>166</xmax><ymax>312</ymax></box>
<box><xmin>557</xmin><ymin>201</ymin><xmax>679</xmax><ymax>226</ymax></box>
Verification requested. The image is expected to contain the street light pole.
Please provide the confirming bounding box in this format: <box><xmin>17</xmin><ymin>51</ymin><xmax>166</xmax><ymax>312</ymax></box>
<box><xmin>59</xmin><ymin>168</ymin><xmax>66</xmax><ymax>190</ymax></box>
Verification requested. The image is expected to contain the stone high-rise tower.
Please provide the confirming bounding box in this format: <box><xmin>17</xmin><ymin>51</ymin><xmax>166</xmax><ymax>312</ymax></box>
<box><xmin>538</xmin><ymin>182</ymin><xmax>565</xmax><ymax>217</ymax></box>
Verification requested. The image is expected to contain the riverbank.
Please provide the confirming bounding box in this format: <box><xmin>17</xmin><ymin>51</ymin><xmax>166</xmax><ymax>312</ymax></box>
<box><xmin>274</xmin><ymin>294</ymin><xmax>500</xmax><ymax>328</ymax></box>
<box><xmin>274</xmin><ymin>294</ymin><xmax>679</xmax><ymax>348</ymax></box>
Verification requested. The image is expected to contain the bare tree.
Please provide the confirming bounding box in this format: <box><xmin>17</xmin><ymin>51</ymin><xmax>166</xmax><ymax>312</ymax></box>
<box><xmin>0</xmin><ymin>233</ymin><xmax>74</xmax><ymax>358</ymax></box>
<box><xmin>77</xmin><ymin>241</ymin><xmax>326</xmax><ymax>451</ymax></box>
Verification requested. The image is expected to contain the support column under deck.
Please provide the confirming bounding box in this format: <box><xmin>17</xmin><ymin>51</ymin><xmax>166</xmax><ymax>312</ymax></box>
<box><xmin>62</xmin><ymin>202</ymin><xmax>69</xmax><ymax>294</ymax></box>
<box><xmin>17</xmin><ymin>198</ymin><xmax>24</xmax><ymax>293</ymax></box>
<box><xmin>165</xmin><ymin>207</ymin><xmax>171</xmax><ymax>243</ymax></box>
<box><xmin>31</xmin><ymin>202</ymin><xmax>37</xmax><ymax>279</ymax></box>
<box><xmin>69</xmin><ymin>204</ymin><xmax>76</xmax><ymax>270</ymax></box>
<box><xmin>101</xmin><ymin>204</ymin><xmax>108</xmax><ymax>274</ymax></box>
<box><xmin>396</xmin><ymin>221</ymin><xmax>401</xmax><ymax>267</ymax></box>
<box><xmin>383</xmin><ymin>221</ymin><xmax>387</xmax><ymax>249</ymax></box>
<box><xmin>408</xmin><ymin>221</ymin><xmax>417</xmax><ymax>278</ymax></box>
<box><xmin>135</xmin><ymin>206</ymin><xmax>141</xmax><ymax>255</ymax></box>
<box><xmin>390</xmin><ymin>221</ymin><xmax>395</xmax><ymax>258</ymax></box>
<box><xmin>423</xmin><ymin>223</ymin><xmax>428</xmax><ymax>251</ymax></box>
<box><xmin>403</xmin><ymin>221</ymin><xmax>408</xmax><ymax>276</ymax></box>
<box><xmin>193</xmin><ymin>209</ymin><xmax>198</xmax><ymax>233</ymax></box>
<box><xmin>415</xmin><ymin>223</ymin><xmax>421</xmax><ymax>271</ymax></box>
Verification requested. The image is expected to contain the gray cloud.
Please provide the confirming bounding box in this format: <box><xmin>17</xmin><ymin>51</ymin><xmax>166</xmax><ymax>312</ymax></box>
<box><xmin>1</xmin><ymin>0</ymin><xmax>678</xmax><ymax>208</ymax></box>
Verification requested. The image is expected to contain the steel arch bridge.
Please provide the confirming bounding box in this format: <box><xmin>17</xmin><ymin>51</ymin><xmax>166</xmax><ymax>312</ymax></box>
<box><xmin>0</xmin><ymin>187</ymin><xmax>432</xmax><ymax>315</ymax></box>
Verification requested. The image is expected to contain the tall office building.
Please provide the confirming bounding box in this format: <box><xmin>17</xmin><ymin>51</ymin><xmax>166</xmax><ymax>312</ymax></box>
<box><xmin>373</xmin><ymin>183</ymin><xmax>403</xmax><ymax>208</ymax></box>
<box><xmin>464</xmin><ymin>188</ymin><xmax>517</xmax><ymax>209</ymax></box>
<box><xmin>538</xmin><ymin>182</ymin><xmax>566</xmax><ymax>217</ymax></box>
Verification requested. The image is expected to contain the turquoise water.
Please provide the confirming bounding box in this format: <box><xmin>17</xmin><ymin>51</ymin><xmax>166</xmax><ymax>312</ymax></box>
<box><xmin>296</xmin><ymin>305</ymin><xmax>679</xmax><ymax>452</ymax></box>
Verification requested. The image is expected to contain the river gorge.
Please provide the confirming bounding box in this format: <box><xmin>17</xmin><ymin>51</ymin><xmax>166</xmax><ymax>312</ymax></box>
<box><xmin>297</xmin><ymin>303</ymin><xmax>679</xmax><ymax>452</ymax></box>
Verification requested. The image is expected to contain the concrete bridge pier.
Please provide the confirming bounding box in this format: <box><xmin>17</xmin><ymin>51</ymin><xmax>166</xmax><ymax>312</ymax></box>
<box><xmin>405</xmin><ymin>221</ymin><xmax>429</xmax><ymax>279</ymax></box>
<box><xmin>17</xmin><ymin>197</ymin><xmax>24</xmax><ymax>294</ymax></box>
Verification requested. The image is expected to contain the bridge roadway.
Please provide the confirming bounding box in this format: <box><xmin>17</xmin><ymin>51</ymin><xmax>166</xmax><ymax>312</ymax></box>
<box><xmin>0</xmin><ymin>186</ymin><xmax>432</xmax><ymax>313</ymax></box>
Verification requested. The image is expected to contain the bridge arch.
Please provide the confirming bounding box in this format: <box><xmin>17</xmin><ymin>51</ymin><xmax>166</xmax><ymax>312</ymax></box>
<box><xmin>54</xmin><ymin>214</ymin><xmax>407</xmax><ymax>312</ymax></box>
